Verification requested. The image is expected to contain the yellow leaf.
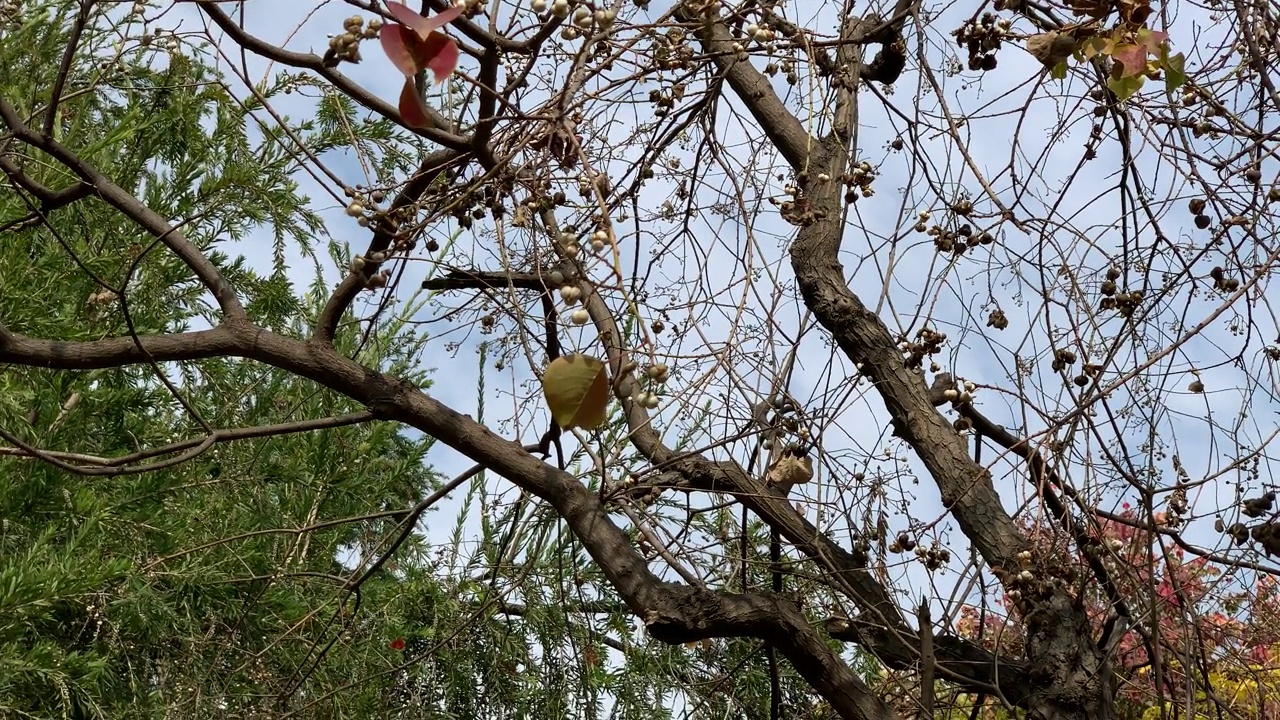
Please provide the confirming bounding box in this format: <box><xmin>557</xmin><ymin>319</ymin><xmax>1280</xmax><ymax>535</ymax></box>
<box><xmin>541</xmin><ymin>354</ymin><xmax>610</xmax><ymax>430</ymax></box>
<box><xmin>767</xmin><ymin>453</ymin><xmax>813</xmax><ymax>486</ymax></box>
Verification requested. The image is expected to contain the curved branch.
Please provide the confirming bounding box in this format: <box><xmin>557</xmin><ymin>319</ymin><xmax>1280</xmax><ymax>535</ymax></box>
<box><xmin>0</xmin><ymin>154</ymin><xmax>94</xmax><ymax>231</ymax></box>
<box><xmin>313</xmin><ymin>148</ymin><xmax>464</xmax><ymax>342</ymax></box>
<box><xmin>0</xmin><ymin>154</ymin><xmax>92</xmax><ymax>207</ymax></box>
<box><xmin>0</xmin><ymin>320</ymin><xmax>897</xmax><ymax>720</ymax></box>
<box><xmin>0</xmin><ymin>424</ymin><xmax>215</xmax><ymax>477</ymax></box>
<box><xmin>0</xmin><ymin>410</ymin><xmax>375</xmax><ymax>476</ymax></box>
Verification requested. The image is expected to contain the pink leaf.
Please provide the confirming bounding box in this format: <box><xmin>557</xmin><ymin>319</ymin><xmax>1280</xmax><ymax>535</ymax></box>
<box><xmin>398</xmin><ymin>78</ymin><xmax>433</xmax><ymax>129</ymax></box>
<box><xmin>385</xmin><ymin>2</ymin><xmax>463</xmax><ymax>39</ymax></box>
<box><xmin>422</xmin><ymin>33</ymin><xmax>460</xmax><ymax>83</ymax></box>
<box><xmin>380</xmin><ymin>24</ymin><xmax>419</xmax><ymax>77</ymax></box>
<box><xmin>379</xmin><ymin>6</ymin><xmax>461</xmax><ymax>82</ymax></box>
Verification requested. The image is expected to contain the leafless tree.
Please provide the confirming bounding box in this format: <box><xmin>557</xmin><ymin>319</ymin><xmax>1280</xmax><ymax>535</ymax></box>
<box><xmin>5</xmin><ymin>0</ymin><xmax>1280</xmax><ymax>718</ymax></box>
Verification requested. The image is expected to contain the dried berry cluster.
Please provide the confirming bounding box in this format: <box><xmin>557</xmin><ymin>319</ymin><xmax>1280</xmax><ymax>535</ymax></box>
<box><xmin>912</xmin><ymin>208</ymin><xmax>995</xmax><ymax>255</ymax></box>
<box><xmin>842</xmin><ymin>162</ymin><xmax>878</xmax><ymax>202</ymax></box>
<box><xmin>1209</xmin><ymin>266</ymin><xmax>1241</xmax><ymax>293</ymax></box>
<box><xmin>764</xmin><ymin>58</ymin><xmax>801</xmax><ymax>87</ymax></box>
<box><xmin>901</xmin><ymin>327</ymin><xmax>947</xmax><ymax>368</ymax></box>
<box><xmin>1098</xmin><ymin>266</ymin><xmax>1143</xmax><ymax>317</ymax></box>
<box><xmin>1188</xmin><ymin>197</ymin><xmax>1212</xmax><ymax>230</ymax></box>
<box><xmin>952</xmin><ymin>13</ymin><xmax>1011</xmax><ymax>72</ymax></box>
<box><xmin>934</xmin><ymin>222</ymin><xmax>994</xmax><ymax>254</ymax></box>
<box><xmin>651</xmin><ymin>26</ymin><xmax>695</xmax><ymax>72</ymax></box>
<box><xmin>1049</xmin><ymin>347</ymin><xmax>1077</xmax><ymax>373</ymax></box>
<box><xmin>1217</xmin><ymin>492</ymin><xmax>1280</xmax><ymax>552</ymax></box>
<box><xmin>1047</xmin><ymin>346</ymin><xmax>1108</xmax><ymax>387</ymax></box>
<box><xmin>323</xmin><ymin>15</ymin><xmax>382</xmax><ymax>67</ymax></box>
<box><xmin>647</xmin><ymin>82</ymin><xmax>687</xmax><ymax>118</ymax></box>
<box><xmin>770</xmin><ymin>182</ymin><xmax>828</xmax><ymax>227</ymax></box>
<box><xmin>884</xmin><ymin>531</ymin><xmax>954</xmax><ymax>570</ymax></box>
<box><xmin>998</xmin><ymin>549</ymin><xmax>1079</xmax><ymax>609</ymax></box>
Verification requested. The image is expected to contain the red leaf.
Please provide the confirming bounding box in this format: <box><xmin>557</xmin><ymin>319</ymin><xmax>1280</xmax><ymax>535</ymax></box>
<box><xmin>385</xmin><ymin>2</ymin><xmax>462</xmax><ymax>38</ymax></box>
<box><xmin>421</xmin><ymin>32</ymin><xmax>460</xmax><ymax>83</ymax></box>
<box><xmin>398</xmin><ymin>78</ymin><xmax>433</xmax><ymax>129</ymax></box>
<box><xmin>380</xmin><ymin>24</ymin><xmax>418</xmax><ymax>77</ymax></box>
<box><xmin>1111</xmin><ymin>43</ymin><xmax>1148</xmax><ymax>78</ymax></box>
<box><xmin>379</xmin><ymin>19</ymin><xmax>460</xmax><ymax>82</ymax></box>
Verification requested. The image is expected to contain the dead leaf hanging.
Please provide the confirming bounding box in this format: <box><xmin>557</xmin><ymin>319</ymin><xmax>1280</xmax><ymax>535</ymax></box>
<box><xmin>541</xmin><ymin>353</ymin><xmax>610</xmax><ymax>430</ymax></box>
<box><xmin>767</xmin><ymin>453</ymin><xmax>814</xmax><ymax>486</ymax></box>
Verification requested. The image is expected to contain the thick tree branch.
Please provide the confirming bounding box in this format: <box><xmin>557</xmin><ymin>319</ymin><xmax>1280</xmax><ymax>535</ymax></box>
<box><xmin>0</xmin><ymin>319</ymin><xmax>896</xmax><ymax>720</ymax></box>
<box><xmin>825</xmin><ymin>617</ymin><xmax>1025</xmax><ymax>704</ymax></box>
<box><xmin>675</xmin><ymin>9</ymin><xmax>816</xmax><ymax>170</ymax></box>
<box><xmin>0</xmin><ymin>324</ymin><xmax>243</xmax><ymax>369</ymax></box>
<box><xmin>679</xmin><ymin>8</ymin><xmax>1114</xmax><ymax>715</ymax></box>
<box><xmin>793</xmin><ymin>214</ymin><xmax>1027</xmax><ymax>566</ymax></box>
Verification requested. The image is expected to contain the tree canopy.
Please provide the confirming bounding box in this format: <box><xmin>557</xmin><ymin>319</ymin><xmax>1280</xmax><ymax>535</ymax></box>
<box><xmin>3</xmin><ymin>1</ymin><xmax>1280</xmax><ymax>719</ymax></box>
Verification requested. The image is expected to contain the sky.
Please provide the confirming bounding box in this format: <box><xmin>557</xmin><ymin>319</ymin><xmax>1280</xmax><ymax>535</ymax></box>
<box><xmin>132</xmin><ymin>0</ymin><xmax>1280</xmax><ymax>658</ymax></box>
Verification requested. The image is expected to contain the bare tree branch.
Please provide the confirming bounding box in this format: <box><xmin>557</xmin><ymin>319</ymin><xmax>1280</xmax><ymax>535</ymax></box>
<box><xmin>0</xmin><ymin>314</ymin><xmax>897</xmax><ymax>720</ymax></box>
<box><xmin>0</xmin><ymin>411</ymin><xmax>376</xmax><ymax>476</ymax></box>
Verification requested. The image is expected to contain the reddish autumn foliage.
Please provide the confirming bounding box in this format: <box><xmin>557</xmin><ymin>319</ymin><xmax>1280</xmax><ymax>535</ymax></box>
<box><xmin>958</xmin><ymin>506</ymin><xmax>1280</xmax><ymax>718</ymax></box>
<box><xmin>378</xmin><ymin>2</ymin><xmax>462</xmax><ymax>128</ymax></box>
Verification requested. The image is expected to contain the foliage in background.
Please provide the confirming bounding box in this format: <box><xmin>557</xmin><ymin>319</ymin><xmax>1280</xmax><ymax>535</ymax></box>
<box><xmin>4</xmin><ymin>0</ymin><xmax>1280</xmax><ymax>718</ymax></box>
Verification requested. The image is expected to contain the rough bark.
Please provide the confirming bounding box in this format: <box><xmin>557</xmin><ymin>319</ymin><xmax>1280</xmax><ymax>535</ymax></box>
<box><xmin>679</xmin><ymin>6</ymin><xmax>1116</xmax><ymax>719</ymax></box>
